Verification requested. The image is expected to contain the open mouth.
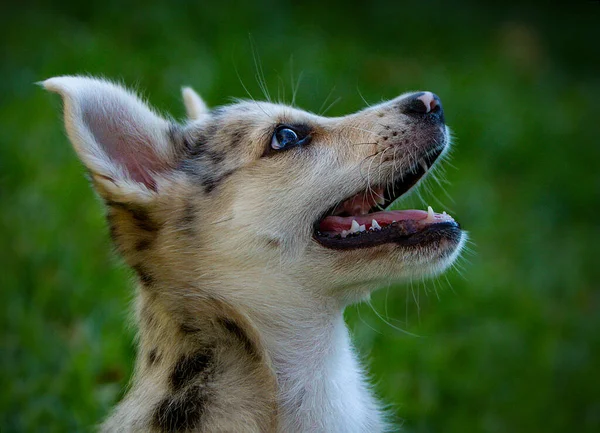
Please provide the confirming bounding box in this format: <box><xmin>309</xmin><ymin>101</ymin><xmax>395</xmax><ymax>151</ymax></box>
<box><xmin>313</xmin><ymin>144</ymin><xmax>461</xmax><ymax>250</ymax></box>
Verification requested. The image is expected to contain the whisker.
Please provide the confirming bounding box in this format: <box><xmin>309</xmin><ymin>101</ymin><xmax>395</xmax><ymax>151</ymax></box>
<box><xmin>233</xmin><ymin>62</ymin><xmax>256</xmax><ymax>102</ymax></box>
<box><xmin>320</xmin><ymin>96</ymin><xmax>342</xmax><ymax>117</ymax></box>
<box><xmin>365</xmin><ymin>149</ymin><xmax>380</xmax><ymax>200</ymax></box>
<box><xmin>365</xmin><ymin>147</ymin><xmax>389</xmax><ymax>207</ymax></box>
<box><xmin>319</xmin><ymin>85</ymin><xmax>337</xmax><ymax>115</ymax></box>
<box><xmin>233</xmin><ymin>61</ymin><xmax>272</xmax><ymax>118</ymax></box>
<box><xmin>249</xmin><ymin>35</ymin><xmax>271</xmax><ymax>102</ymax></box>
<box><xmin>346</xmin><ymin>125</ymin><xmax>381</xmax><ymax>136</ymax></box>
<box><xmin>346</xmin><ymin>142</ymin><xmax>378</xmax><ymax>147</ymax></box>
<box><xmin>357</xmin><ymin>151</ymin><xmax>384</xmax><ymax>183</ymax></box>
<box><xmin>357</xmin><ymin>87</ymin><xmax>373</xmax><ymax>108</ymax></box>
<box><xmin>290</xmin><ymin>61</ymin><xmax>303</xmax><ymax>108</ymax></box>
<box><xmin>367</xmin><ymin>299</ymin><xmax>421</xmax><ymax>337</ymax></box>
<box><xmin>443</xmin><ymin>273</ymin><xmax>457</xmax><ymax>295</ymax></box>
<box><xmin>356</xmin><ymin>304</ymin><xmax>382</xmax><ymax>336</ymax></box>
<box><xmin>276</xmin><ymin>74</ymin><xmax>286</xmax><ymax>105</ymax></box>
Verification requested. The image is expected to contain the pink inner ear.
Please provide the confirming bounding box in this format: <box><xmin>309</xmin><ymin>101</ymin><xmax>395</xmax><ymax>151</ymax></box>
<box><xmin>82</xmin><ymin>102</ymin><xmax>167</xmax><ymax>191</ymax></box>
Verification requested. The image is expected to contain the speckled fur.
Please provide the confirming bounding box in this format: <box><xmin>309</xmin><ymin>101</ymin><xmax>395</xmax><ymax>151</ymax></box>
<box><xmin>44</xmin><ymin>76</ymin><xmax>464</xmax><ymax>432</ymax></box>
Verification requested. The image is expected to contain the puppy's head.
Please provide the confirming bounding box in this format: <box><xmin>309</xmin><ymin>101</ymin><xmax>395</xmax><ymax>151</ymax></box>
<box><xmin>44</xmin><ymin>76</ymin><xmax>464</xmax><ymax>303</ymax></box>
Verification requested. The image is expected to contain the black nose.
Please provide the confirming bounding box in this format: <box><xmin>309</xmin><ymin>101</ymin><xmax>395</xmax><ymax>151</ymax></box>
<box><xmin>402</xmin><ymin>92</ymin><xmax>444</xmax><ymax>123</ymax></box>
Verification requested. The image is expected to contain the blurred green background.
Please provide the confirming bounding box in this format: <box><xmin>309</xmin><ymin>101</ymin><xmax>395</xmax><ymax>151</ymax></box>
<box><xmin>2</xmin><ymin>1</ymin><xmax>599</xmax><ymax>432</ymax></box>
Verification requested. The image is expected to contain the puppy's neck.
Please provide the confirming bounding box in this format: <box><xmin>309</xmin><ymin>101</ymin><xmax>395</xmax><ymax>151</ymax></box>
<box><xmin>135</xmin><ymin>276</ymin><xmax>386</xmax><ymax>432</ymax></box>
<box><xmin>255</xmin><ymin>304</ymin><xmax>385</xmax><ymax>432</ymax></box>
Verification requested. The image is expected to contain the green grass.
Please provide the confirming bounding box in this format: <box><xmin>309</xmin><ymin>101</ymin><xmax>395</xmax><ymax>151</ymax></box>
<box><xmin>2</xmin><ymin>1</ymin><xmax>599</xmax><ymax>432</ymax></box>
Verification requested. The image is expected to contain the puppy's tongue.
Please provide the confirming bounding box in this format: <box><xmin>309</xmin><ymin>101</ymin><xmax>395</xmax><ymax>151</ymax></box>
<box><xmin>319</xmin><ymin>207</ymin><xmax>454</xmax><ymax>234</ymax></box>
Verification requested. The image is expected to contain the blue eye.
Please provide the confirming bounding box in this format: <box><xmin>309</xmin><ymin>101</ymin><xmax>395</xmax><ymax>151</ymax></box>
<box><xmin>271</xmin><ymin>127</ymin><xmax>299</xmax><ymax>150</ymax></box>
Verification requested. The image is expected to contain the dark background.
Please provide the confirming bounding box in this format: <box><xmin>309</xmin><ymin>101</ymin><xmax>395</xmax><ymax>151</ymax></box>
<box><xmin>2</xmin><ymin>1</ymin><xmax>599</xmax><ymax>432</ymax></box>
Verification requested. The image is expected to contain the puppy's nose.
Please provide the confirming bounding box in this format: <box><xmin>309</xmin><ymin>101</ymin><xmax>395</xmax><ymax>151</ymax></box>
<box><xmin>402</xmin><ymin>91</ymin><xmax>444</xmax><ymax>123</ymax></box>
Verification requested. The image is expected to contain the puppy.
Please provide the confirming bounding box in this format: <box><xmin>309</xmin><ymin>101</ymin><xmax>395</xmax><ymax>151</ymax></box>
<box><xmin>44</xmin><ymin>76</ymin><xmax>464</xmax><ymax>432</ymax></box>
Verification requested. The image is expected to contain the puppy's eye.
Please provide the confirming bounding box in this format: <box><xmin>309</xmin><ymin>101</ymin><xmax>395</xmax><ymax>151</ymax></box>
<box><xmin>271</xmin><ymin>127</ymin><xmax>299</xmax><ymax>150</ymax></box>
<box><xmin>272</xmin><ymin>124</ymin><xmax>318</xmax><ymax>152</ymax></box>
<box><xmin>267</xmin><ymin>125</ymin><xmax>312</xmax><ymax>154</ymax></box>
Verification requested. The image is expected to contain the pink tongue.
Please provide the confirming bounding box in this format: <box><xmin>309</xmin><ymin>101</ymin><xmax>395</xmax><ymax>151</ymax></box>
<box><xmin>319</xmin><ymin>210</ymin><xmax>428</xmax><ymax>232</ymax></box>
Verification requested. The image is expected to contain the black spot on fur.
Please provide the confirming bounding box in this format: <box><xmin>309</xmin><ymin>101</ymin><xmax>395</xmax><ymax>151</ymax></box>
<box><xmin>135</xmin><ymin>237</ymin><xmax>153</xmax><ymax>252</ymax></box>
<box><xmin>220</xmin><ymin>168</ymin><xmax>236</xmax><ymax>182</ymax></box>
<box><xmin>229</xmin><ymin>129</ymin><xmax>245</xmax><ymax>148</ymax></box>
<box><xmin>266</xmin><ymin>238</ymin><xmax>280</xmax><ymax>248</ymax></box>
<box><xmin>203</xmin><ymin>177</ymin><xmax>218</xmax><ymax>194</ymax></box>
<box><xmin>106</xmin><ymin>212</ymin><xmax>119</xmax><ymax>244</ymax></box>
<box><xmin>106</xmin><ymin>201</ymin><xmax>159</xmax><ymax>233</ymax></box>
<box><xmin>187</xmin><ymin>134</ymin><xmax>208</xmax><ymax>158</ymax></box>
<box><xmin>167</xmin><ymin>123</ymin><xmax>181</xmax><ymax>146</ymax></box>
<box><xmin>203</xmin><ymin>169</ymin><xmax>235</xmax><ymax>194</ymax></box>
<box><xmin>171</xmin><ymin>349</ymin><xmax>213</xmax><ymax>391</ymax></box>
<box><xmin>205</xmin><ymin>150</ymin><xmax>225</xmax><ymax>165</ymax></box>
<box><xmin>205</xmin><ymin>122</ymin><xmax>219</xmax><ymax>139</ymax></box>
<box><xmin>179</xmin><ymin>203</ymin><xmax>196</xmax><ymax>228</ymax></box>
<box><xmin>180</xmin><ymin>323</ymin><xmax>201</xmax><ymax>334</ymax></box>
<box><xmin>148</xmin><ymin>348</ymin><xmax>159</xmax><ymax>367</ymax></box>
<box><xmin>152</xmin><ymin>385</ymin><xmax>207</xmax><ymax>432</ymax></box>
<box><xmin>219</xmin><ymin>317</ymin><xmax>259</xmax><ymax>360</ymax></box>
<box><xmin>132</xmin><ymin>264</ymin><xmax>154</xmax><ymax>286</ymax></box>
<box><xmin>130</xmin><ymin>206</ymin><xmax>159</xmax><ymax>232</ymax></box>
<box><xmin>178</xmin><ymin>161</ymin><xmax>215</xmax><ymax>194</ymax></box>
<box><xmin>105</xmin><ymin>200</ymin><xmax>126</xmax><ymax>210</ymax></box>
<box><xmin>182</xmin><ymin>135</ymin><xmax>194</xmax><ymax>154</ymax></box>
<box><xmin>175</xmin><ymin>202</ymin><xmax>198</xmax><ymax>238</ymax></box>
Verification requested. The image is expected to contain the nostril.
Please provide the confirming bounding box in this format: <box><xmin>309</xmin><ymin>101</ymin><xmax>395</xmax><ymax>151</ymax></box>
<box><xmin>417</xmin><ymin>92</ymin><xmax>434</xmax><ymax>113</ymax></box>
<box><xmin>426</xmin><ymin>95</ymin><xmax>440</xmax><ymax>113</ymax></box>
<box><xmin>403</xmin><ymin>91</ymin><xmax>444</xmax><ymax>122</ymax></box>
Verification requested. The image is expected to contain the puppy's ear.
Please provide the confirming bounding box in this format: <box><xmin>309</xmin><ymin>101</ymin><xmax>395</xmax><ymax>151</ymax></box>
<box><xmin>182</xmin><ymin>86</ymin><xmax>208</xmax><ymax>120</ymax></box>
<box><xmin>43</xmin><ymin>76</ymin><xmax>186</xmax><ymax>203</ymax></box>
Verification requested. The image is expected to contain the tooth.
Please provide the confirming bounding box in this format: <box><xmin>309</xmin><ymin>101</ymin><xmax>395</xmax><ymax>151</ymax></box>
<box><xmin>371</xmin><ymin>219</ymin><xmax>381</xmax><ymax>230</ymax></box>
<box><xmin>358</xmin><ymin>224</ymin><xmax>366</xmax><ymax>232</ymax></box>
<box><xmin>426</xmin><ymin>205</ymin><xmax>435</xmax><ymax>222</ymax></box>
<box><xmin>440</xmin><ymin>210</ymin><xmax>454</xmax><ymax>221</ymax></box>
<box><xmin>419</xmin><ymin>159</ymin><xmax>428</xmax><ymax>172</ymax></box>
<box><xmin>350</xmin><ymin>220</ymin><xmax>360</xmax><ymax>233</ymax></box>
<box><xmin>341</xmin><ymin>230</ymin><xmax>349</xmax><ymax>238</ymax></box>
